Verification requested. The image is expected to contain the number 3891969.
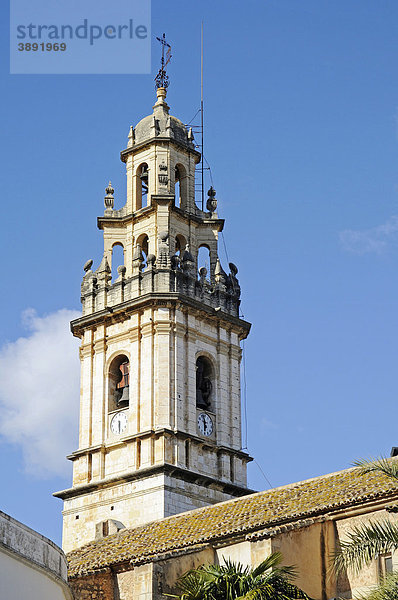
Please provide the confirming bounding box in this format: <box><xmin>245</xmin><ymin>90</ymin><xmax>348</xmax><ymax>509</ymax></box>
<box><xmin>18</xmin><ymin>43</ymin><xmax>67</xmax><ymax>51</ymax></box>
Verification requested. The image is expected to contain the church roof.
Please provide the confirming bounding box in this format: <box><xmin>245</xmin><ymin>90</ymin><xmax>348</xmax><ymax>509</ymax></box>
<box><xmin>67</xmin><ymin>465</ymin><xmax>398</xmax><ymax>578</ymax></box>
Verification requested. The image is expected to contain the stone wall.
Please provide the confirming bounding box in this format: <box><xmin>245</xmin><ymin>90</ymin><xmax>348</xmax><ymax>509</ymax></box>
<box><xmin>0</xmin><ymin>510</ymin><xmax>72</xmax><ymax>600</ymax></box>
<box><xmin>70</xmin><ymin>570</ymin><xmax>114</xmax><ymax>600</ymax></box>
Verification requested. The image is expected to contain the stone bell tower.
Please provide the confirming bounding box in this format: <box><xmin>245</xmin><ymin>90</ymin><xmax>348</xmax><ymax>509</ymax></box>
<box><xmin>55</xmin><ymin>86</ymin><xmax>252</xmax><ymax>553</ymax></box>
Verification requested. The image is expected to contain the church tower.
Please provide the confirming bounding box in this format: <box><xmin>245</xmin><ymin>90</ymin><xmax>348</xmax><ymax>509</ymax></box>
<box><xmin>55</xmin><ymin>84</ymin><xmax>252</xmax><ymax>553</ymax></box>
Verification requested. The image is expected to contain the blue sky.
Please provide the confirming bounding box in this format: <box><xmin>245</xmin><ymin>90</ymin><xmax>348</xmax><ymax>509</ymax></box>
<box><xmin>1</xmin><ymin>0</ymin><xmax>398</xmax><ymax>546</ymax></box>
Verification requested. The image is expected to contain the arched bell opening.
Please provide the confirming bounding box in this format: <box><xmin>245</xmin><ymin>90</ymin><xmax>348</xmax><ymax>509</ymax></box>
<box><xmin>108</xmin><ymin>354</ymin><xmax>130</xmax><ymax>412</ymax></box>
<box><xmin>197</xmin><ymin>245</ymin><xmax>211</xmax><ymax>280</ymax></box>
<box><xmin>175</xmin><ymin>234</ymin><xmax>187</xmax><ymax>257</ymax></box>
<box><xmin>136</xmin><ymin>233</ymin><xmax>149</xmax><ymax>271</ymax></box>
<box><xmin>135</xmin><ymin>163</ymin><xmax>149</xmax><ymax>210</ymax></box>
<box><xmin>174</xmin><ymin>163</ymin><xmax>187</xmax><ymax>210</ymax></box>
<box><xmin>111</xmin><ymin>242</ymin><xmax>124</xmax><ymax>283</ymax></box>
<box><xmin>175</xmin><ymin>166</ymin><xmax>181</xmax><ymax>208</ymax></box>
<box><xmin>196</xmin><ymin>355</ymin><xmax>215</xmax><ymax>412</ymax></box>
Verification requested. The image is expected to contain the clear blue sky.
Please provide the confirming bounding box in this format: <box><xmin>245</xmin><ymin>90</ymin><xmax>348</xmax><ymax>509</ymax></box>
<box><xmin>1</xmin><ymin>0</ymin><xmax>398</xmax><ymax>546</ymax></box>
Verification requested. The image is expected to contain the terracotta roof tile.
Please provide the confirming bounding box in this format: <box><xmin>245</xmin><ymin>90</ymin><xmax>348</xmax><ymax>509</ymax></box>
<box><xmin>67</xmin><ymin>466</ymin><xmax>398</xmax><ymax>578</ymax></box>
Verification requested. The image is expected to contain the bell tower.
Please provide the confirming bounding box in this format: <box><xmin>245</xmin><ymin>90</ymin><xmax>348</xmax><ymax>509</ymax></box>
<box><xmin>55</xmin><ymin>85</ymin><xmax>252</xmax><ymax>553</ymax></box>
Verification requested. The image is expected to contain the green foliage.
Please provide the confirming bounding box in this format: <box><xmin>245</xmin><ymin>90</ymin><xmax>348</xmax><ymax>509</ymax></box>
<box><xmin>168</xmin><ymin>552</ymin><xmax>312</xmax><ymax>600</ymax></box>
<box><xmin>333</xmin><ymin>457</ymin><xmax>398</xmax><ymax>576</ymax></box>
<box><xmin>333</xmin><ymin>519</ymin><xmax>398</xmax><ymax>574</ymax></box>
<box><xmin>360</xmin><ymin>572</ymin><xmax>398</xmax><ymax>600</ymax></box>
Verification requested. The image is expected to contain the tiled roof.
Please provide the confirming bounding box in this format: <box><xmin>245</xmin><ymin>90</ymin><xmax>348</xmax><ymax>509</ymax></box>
<box><xmin>67</xmin><ymin>466</ymin><xmax>398</xmax><ymax>578</ymax></box>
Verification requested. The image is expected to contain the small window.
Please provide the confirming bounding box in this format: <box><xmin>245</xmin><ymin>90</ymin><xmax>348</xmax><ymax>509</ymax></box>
<box><xmin>196</xmin><ymin>356</ymin><xmax>214</xmax><ymax>410</ymax></box>
<box><xmin>379</xmin><ymin>554</ymin><xmax>393</xmax><ymax>580</ymax></box>
<box><xmin>95</xmin><ymin>519</ymin><xmax>125</xmax><ymax>540</ymax></box>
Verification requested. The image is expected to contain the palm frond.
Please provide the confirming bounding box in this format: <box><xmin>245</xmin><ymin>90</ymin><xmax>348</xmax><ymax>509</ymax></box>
<box><xmin>171</xmin><ymin>568</ymin><xmax>217</xmax><ymax>600</ymax></box>
<box><xmin>353</xmin><ymin>457</ymin><xmax>398</xmax><ymax>483</ymax></box>
<box><xmin>359</xmin><ymin>571</ymin><xmax>398</xmax><ymax>600</ymax></box>
<box><xmin>333</xmin><ymin>519</ymin><xmax>398</xmax><ymax>574</ymax></box>
<box><xmin>171</xmin><ymin>554</ymin><xmax>310</xmax><ymax>600</ymax></box>
<box><xmin>250</xmin><ymin>552</ymin><xmax>283</xmax><ymax>577</ymax></box>
<box><xmin>238</xmin><ymin>577</ymin><xmax>312</xmax><ymax>600</ymax></box>
<box><xmin>236</xmin><ymin>581</ymin><xmax>277</xmax><ymax>600</ymax></box>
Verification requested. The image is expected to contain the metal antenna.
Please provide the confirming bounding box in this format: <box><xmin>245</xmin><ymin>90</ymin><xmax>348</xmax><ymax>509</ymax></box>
<box><xmin>201</xmin><ymin>22</ymin><xmax>204</xmax><ymax>211</ymax></box>
<box><xmin>155</xmin><ymin>33</ymin><xmax>172</xmax><ymax>89</ymax></box>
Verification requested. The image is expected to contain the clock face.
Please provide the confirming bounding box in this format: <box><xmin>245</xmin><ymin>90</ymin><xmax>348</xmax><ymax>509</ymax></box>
<box><xmin>197</xmin><ymin>412</ymin><xmax>213</xmax><ymax>437</ymax></box>
<box><xmin>110</xmin><ymin>411</ymin><xmax>127</xmax><ymax>435</ymax></box>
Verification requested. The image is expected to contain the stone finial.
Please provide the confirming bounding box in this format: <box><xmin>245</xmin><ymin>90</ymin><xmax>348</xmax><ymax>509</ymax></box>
<box><xmin>128</xmin><ymin>126</ymin><xmax>135</xmax><ymax>148</ymax></box>
<box><xmin>155</xmin><ymin>86</ymin><xmax>167</xmax><ymax>103</ymax></box>
<box><xmin>147</xmin><ymin>254</ymin><xmax>156</xmax><ymax>267</ymax></box>
<box><xmin>96</xmin><ymin>255</ymin><xmax>111</xmax><ymax>275</ymax></box>
<box><xmin>215</xmin><ymin>258</ymin><xmax>226</xmax><ymax>280</ymax></box>
<box><xmin>188</xmin><ymin>127</ymin><xmax>194</xmax><ymax>142</ymax></box>
<box><xmin>81</xmin><ymin>259</ymin><xmax>95</xmax><ymax>295</ymax></box>
<box><xmin>206</xmin><ymin>186</ymin><xmax>217</xmax><ymax>214</ymax></box>
<box><xmin>104</xmin><ymin>181</ymin><xmax>114</xmax><ymax>210</ymax></box>
<box><xmin>199</xmin><ymin>267</ymin><xmax>207</xmax><ymax>282</ymax></box>
<box><xmin>133</xmin><ymin>244</ymin><xmax>144</xmax><ymax>273</ymax></box>
<box><xmin>171</xmin><ymin>255</ymin><xmax>181</xmax><ymax>270</ymax></box>
<box><xmin>83</xmin><ymin>259</ymin><xmax>93</xmax><ymax>273</ymax></box>
<box><xmin>153</xmin><ymin>87</ymin><xmax>170</xmax><ymax>115</ymax></box>
<box><xmin>215</xmin><ymin>258</ymin><xmax>227</xmax><ymax>292</ymax></box>
<box><xmin>229</xmin><ymin>262</ymin><xmax>238</xmax><ymax>276</ymax></box>
<box><xmin>117</xmin><ymin>265</ymin><xmax>126</xmax><ymax>277</ymax></box>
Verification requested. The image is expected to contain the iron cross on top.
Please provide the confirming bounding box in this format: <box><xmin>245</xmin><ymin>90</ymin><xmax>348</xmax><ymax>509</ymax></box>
<box><xmin>155</xmin><ymin>33</ymin><xmax>172</xmax><ymax>89</ymax></box>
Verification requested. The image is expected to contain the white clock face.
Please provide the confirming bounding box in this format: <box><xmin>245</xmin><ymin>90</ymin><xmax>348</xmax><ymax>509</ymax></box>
<box><xmin>110</xmin><ymin>411</ymin><xmax>127</xmax><ymax>435</ymax></box>
<box><xmin>197</xmin><ymin>412</ymin><xmax>213</xmax><ymax>437</ymax></box>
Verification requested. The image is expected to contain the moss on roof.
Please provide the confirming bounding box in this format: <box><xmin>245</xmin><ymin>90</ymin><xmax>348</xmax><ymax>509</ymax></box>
<box><xmin>67</xmin><ymin>466</ymin><xmax>398</xmax><ymax>578</ymax></box>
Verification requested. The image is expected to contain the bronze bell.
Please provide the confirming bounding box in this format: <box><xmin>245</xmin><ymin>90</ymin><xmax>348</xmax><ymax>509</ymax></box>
<box><xmin>117</xmin><ymin>385</ymin><xmax>129</xmax><ymax>407</ymax></box>
<box><xmin>140</xmin><ymin>166</ymin><xmax>148</xmax><ymax>182</ymax></box>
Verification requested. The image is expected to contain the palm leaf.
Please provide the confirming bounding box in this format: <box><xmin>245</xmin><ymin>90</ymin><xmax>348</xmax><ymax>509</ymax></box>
<box><xmin>353</xmin><ymin>457</ymin><xmax>398</xmax><ymax>483</ymax></box>
<box><xmin>248</xmin><ymin>552</ymin><xmax>281</xmax><ymax>578</ymax></box>
<box><xmin>170</xmin><ymin>554</ymin><xmax>311</xmax><ymax>600</ymax></box>
<box><xmin>333</xmin><ymin>519</ymin><xmax>398</xmax><ymax>574</ymax></box>
<box><xmin>358</xmin><ymin>571</ymin><xmax>398</xmax><ymax>600</ymax></box>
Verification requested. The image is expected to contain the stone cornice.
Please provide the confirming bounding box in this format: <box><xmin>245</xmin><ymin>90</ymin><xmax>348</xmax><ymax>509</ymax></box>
<box><xmin>65</xmin><ymin>430</ymin><xmax>252</xmax><ymax>462</ymax></box>
<box><xmin>97</xmin><ymin>201</ymin><xmax>225</xmax><ymax>230</ymax></box>
<box><xmin>120</xmin><ymin>136</ymin><xmax>201</xmax><ymax>163</ymax></box>
<box><xmin>53</xmin><ymin>462</ymin><xmax>254</xmax><ymax>501</ymax></box>
<box><xmin>71</xmin><ymin>293</ymin><xmax>251</xmax><ymax>339</ymax></box>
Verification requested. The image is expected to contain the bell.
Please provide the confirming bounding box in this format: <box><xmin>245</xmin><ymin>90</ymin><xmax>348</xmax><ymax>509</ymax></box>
<box><xmin>140</xmin><ymin>167</ymin><xmax>148</xmax><ymax>183</ymax></box>
<box><xmin>117</xmin><ymin>385</ymin><xmax>129</xmax><ymax>407</ymax></box>
<box><xmin>140</xmin><ymin>169</ymin><xmax>148</xmax><ymax>196</ymax></box>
